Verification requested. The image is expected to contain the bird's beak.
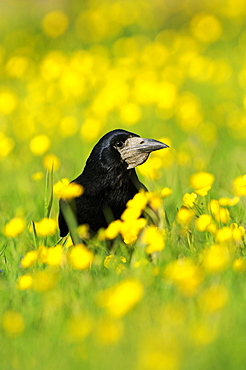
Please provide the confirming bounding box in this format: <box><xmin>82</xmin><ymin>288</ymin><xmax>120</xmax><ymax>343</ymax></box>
<box><xmin>118</xmin><ymin>136</ymin><xmax>169</xmax><ymax>169</ymax></box>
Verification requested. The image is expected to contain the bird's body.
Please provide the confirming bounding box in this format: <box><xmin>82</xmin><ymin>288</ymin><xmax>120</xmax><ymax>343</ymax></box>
<box><xmin>58</xmin><ymin>129</ymin><xmax>168</xmax><ymax>238</ymax></box>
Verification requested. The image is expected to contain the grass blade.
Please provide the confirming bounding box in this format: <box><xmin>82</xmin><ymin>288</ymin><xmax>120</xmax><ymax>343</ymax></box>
<box><xmin>0</xmin><ymin>243</ymin><xmax>8</xmax><ymax>257</ymax></box>
<box><xmin>44</xmin><ymin>165</ymin><xmax>54</xmax><ymax>219</ymax></box>
<box><xmin>31</xmin><ymin>220</ymin><xmax>38</xmax><ymax>249</ymax></box>
<box><xmin>60</xmin><ymin>200</ymin><xmax>81</xmax><ymax>245</ymax></box>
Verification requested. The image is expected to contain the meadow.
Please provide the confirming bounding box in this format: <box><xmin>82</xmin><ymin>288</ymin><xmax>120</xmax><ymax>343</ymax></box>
<box><xmin>0</xmin><ymin>0</ymin><xmax>246</xmax><ymax>369</ymax></box>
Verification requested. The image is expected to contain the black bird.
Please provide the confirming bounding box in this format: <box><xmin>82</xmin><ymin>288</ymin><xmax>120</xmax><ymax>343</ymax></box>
<box><xmin>58</xmin><ymin>129</ymin><xmax>169</xmax><ymax>238</ymax></box>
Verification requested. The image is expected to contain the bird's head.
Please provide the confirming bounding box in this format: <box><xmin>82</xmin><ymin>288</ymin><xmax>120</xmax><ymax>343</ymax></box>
<box><xmin>89</xmin><ymin>129</ymin><xmax>169</xmax><ymax>170</ymax></box>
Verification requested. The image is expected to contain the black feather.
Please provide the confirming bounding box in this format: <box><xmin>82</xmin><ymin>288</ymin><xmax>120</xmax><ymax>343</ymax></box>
<box><xmin>58</xmin><ymin>129</ymin><xmax>166</xmax><ymax>238</ymax></box>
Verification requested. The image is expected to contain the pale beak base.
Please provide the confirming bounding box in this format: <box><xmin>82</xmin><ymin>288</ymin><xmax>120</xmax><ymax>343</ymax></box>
<box><xmin>117</xmin><ymin>136</ymin><xmax>169</xmax><ymax>169</ymax></box>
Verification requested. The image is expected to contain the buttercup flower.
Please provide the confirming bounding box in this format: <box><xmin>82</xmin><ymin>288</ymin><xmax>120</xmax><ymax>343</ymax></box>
<box><xmin>164</xmin><ymin>258</ymin><xmax>203</xmax><ymax>296</ymax></box>
<box><xmin>233</xmin><ymin>174</ymin><xmax>246</xmax><ymax>196</ymax></box>
<box><xmin>21</xmin><ymin>250</ymin><xmax>38</xmax><ymax>268</ymax></box>
<box><xmin>69</xmin><ymin>244</ymin><xmax>94</xmax><ymax>270</ymax></box>
<box><xmin>29</xmin><ymin>135</ymin><xmax>51</xmax><ymax>156</ymax></box>
<box><xmin>176</xmin><ymin>207</ymin><xmax>194</xmax><ymax>226</ymax></box>
<box><xmin>43</xmin><ymin>154</ymin><xmax>60</xmax><ymax>171</ymax></box>
<box><xmin>198</xmin><ymin>285</ymin><xmax>228</xmax><ymax>313</ymax></box>
<box><xmin>2</xmin><ymin>310</ymin><xmax>25</xmax><ymax>336</ymax></box>
<box><xmin>42</xmin><ymin>10</ymin><xmax>69</xmax><ymax>38</ymax></box>
<box><xmin>3</xmin><ymin>217</ymin><xmax>25</xmax><ymax>237</ymax></box>
<box><xmin>219</xmin><ymin>196</ymin><xmax>240</xmax><ymax>207</ymax></box>
<box><xmin>233</xmin><ymin>257</ymin><xmax>246</xmax><ymax>273</ymax></box>
<box><xmin>53</xmin><ymin>178</ymin><xmax>83</xmax><ymax>200</ymax></box>
<box><xmin>215</xmin><ymin>227</ymin><xmax>233</xmax><ymax>243</ymax></box>
<box><xmin>104</xmin><ymin>255</ymin><xmax>127</xmax><ymax>274</ymax></box>
<box><xmin>190</xmin><ymin>171</ymin><xmax>215</xmax><ymax>190</ymax></box>
<box><xmin>142</xmin><ymin>225</ymin><xmax>165</xmax><ymax>254</ymax></box>
<box><xmin>97</xmin><ymin>279</ymin><xmax>144</xmax><ymax>317</ymax></box>
<box><xmin>195</xmin><ymin>214</ymin><xmax>212</xmax><ymax>232</ymax></box>
<box><xmin>34</xmin><ymin>218</ymin><xmax>57</xmax><ymax>237</ymax></box>
<box><xmin>202</xmin><ymin>244</ymin><xmax>230</xmax><ymax>273</ymax></box>
<box><xmin>182</xmin><ymin>192</ymin><xmax>197</xmax><ymax>208</ymax></box>
<box><xmin>17</xmin><ymin>274</ymin><xmax>34</xmax><ymax>290</ymax></box>
<box><xmin>160</xmin><ymin>187</ymin><xmax>173</xmax><ymax>198</ymax></box>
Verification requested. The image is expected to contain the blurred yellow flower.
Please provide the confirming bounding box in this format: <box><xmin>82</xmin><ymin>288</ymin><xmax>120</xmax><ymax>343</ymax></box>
<box><xmin>121</xmin><ymin>206</ymin><xmax>142</xmax><ymax>221</ymax></box>
<box><xmin>0</xmin><ymin>133</ymin><xmax>15</xmax><ymax>158</ymax></box>
<box><xmin>104</xmin><ymin>220</ymin><xmax>122</xmax><ymax>239</ymax></box>
<box><xmin>176</xmin><ymin>206</ymin><xmax>194</xmax><ymax>225</ymax></box>
<box><xmin>182</xmin><ymin>192</ymin><xmax>197</xmax><ymax>208</ymax></box>
<box><xmin>165</xmin><ymin>258</ymin><xmax>203</xmax><ymax>296</ymax></box>
<box><xmin>69</xmin><ymin>244</ymin><xmax>94</xmax><ymax>270</ymax></box>
<box><xmin>120</xmin><ymin>218</ymin><xmax>147</xmax><ymax>244</ymax></box>
<box><xmin>177</xmin><ymin>149</ymin><xmax>191</xmax><ymax>167</ymax></box>
<box><xmin>195</xmin><ymin>214</ymin><xmax>212</xmax><ymax>232</ymax></box>
<box><xmin>2</xmin><ymin>310</ymin><xmax>25</xmax><ymax>336</ymax></box>
<box><xmin>43</xmin><ymin>154</ymin><xmax>60</xmax><ymax>171</ymax></box>
<box><xmin>137</xmin><ymin>326</ymin><xmax>182</xmax><ymax>370</ymax></box>
<box><xmin>66</xmin><ymin>313</ymin><xmax>93</xmax><ymax>342</ymax></box>
<box><xmin>233</xmin><ymin>174</ymin><xmax>246</xmax><ymax>196</ymax></box>
<box><xmin>142</xmin><ymin>42</ymin><xmax>169</xmax><ymax>67</ymax></box>
<box><xmin>215</xmin><ymin>207</ymin><xmax>230</xmax><ymax>224</ymax></box>
<box><xmin>104</xmin><ymin>255</ymin><xmax>127</xmax><ymax>274</ymax></box>
<box><xmin>110</xmin><ymin>191</ymin><xmax>148</xmax><ymax>243</ymax></box>
<box><xmin>34</xmin><ymin>218</ymin><xmax>57</xmax><ymax>237</ymax></box>
<box><xmin>80</xmin><ymin>118</ymin><xmax>102</xmax><ymax>142</ymax></box>
<box><xmin>219</xmin><ymin>196</ymin><xmax>240</xmax><ymax>206</ymax></box>
<box><xmin>60</xmin><ymin>68</ymin><xmax>85</xmax><ymax>97</ymax></box>
<box><xmin>209</xmin><ymin>199</ymin><xmax>220</xmax><ymax>214</ymax></box>
<box><xmin>160</xmin><ymin>187</ymin><xmax>173</xmax><ymax>198</ymax></box>
<box><xmin>77</xmin><ymin>224</ymin><xmax>90</xmax><ymax>239</ymax></box>
<box><xmin>17</xmin><ymin>274</ymin><xmax>33</xmax><ymax>290</ymax></box>
<box><xmin>119</xmin><ymin>102</ymin><xmax>142</xmax><ymax>125</ymax></box>
<box><xmin>190</xmin><ymin>13</ymin><xmax>222</xmax><ymax>43</ymax></box>
<box><xmin>215</xmin><ymin>227</ymin><xmax>233</xmax><ymax>243</ymax></box>
<box><xmin>32</xmin><ymin>171</ymin><xmax>44</xmax><ymax>181</ymax></box>
<box><xmin>209</xmin><ymin>200</ymin><xmax>230</xmax><ymax>223</ymax></box>
<box><xmin>148</xmin><ymin>193</ymin><xmax>162</xmax><ymax>211</ymax></box>
<box><xmin>0</xmin><ymin>90</ymin><xmax>17</xmax><ymax>114</ymax></box>
<box><xmin>41</xmin><ymin>51</ymin><xmax>66</xmax><ymax>80</ymax></box>
<box><xmin>156</xmin><ymin>81</ymin><xmax>177</xmax><ymax>110</ymax></box>
<box><xmin>33</xmin><ymin>270</ymin><xmax>59</xmax><ymax>292</ymax></box>
<box><xmin>142</xmin><ymin>225</ymin><xmax>165</xmax><ymax>254</ymax></box>
<box><xmin>198</xmin><ymin>285</ymin><xmax>228</xmax><ymax>313</ymax></box>
<box><xmin>95</xmin><ymin>318</ymin><xmax>123</xmax><ymax>344</ymax></box>
<box><xmin>133</xmin><ymin>258</ymin><xmax>150</xmax><ymax>269</ymax></box>
<box><xmin>191</xmin><ymin>321</ymin><xmax>217</xmax><ymax>345</ymax></box>
<box><xmin>195</xmin><ymin>185</ymin><xmax>211</xmax><ymax>197</ymax></box>
<box><xmin>64</xmin><ymin>236</ymin><xmax>74</xmax><ymax>248</ymax></box>
<box><xmin>53</xmin><ymin>179</ymin><xmax>83</xmax><ymax>200</ymax></box>
<box><xmin>232</xmin><ymin>257</ymin><xmax>246</xmax><ymax>272</ymax></box>
<box><xmin>176</xmin><ymin>93</ymin><xmax>202</xmax><ymax>131</ymax></box>
<box><xmin>3</xmin><ymin>217</ymin><xmax>25</xmax><ymax>237</ymax></box>
<box><xmin>21</xmin><ymin>250</ymin><xmax>38</xmax><ymax>268</ymax></box>
<box><xmin>202</xmin><ymin>244</ymin><xmax>230</xmax><ymax>273</ymax></box>
<box><xmin>190</xmin><ymin>171</ymin><xmax>215</xmax><ymax>189</ymax></box>
<box><xmin>42</xmin><ymin>10</ymin><xmax>69</xmax><ymax>38</ymax></box>
<box><xmin>45</xmin><ymin>245</ymin><xmax>64</xmax><ymax>266</ymax></box>
<box><xmin>29</xmin><ymin>135</ymin><xmax>51</xmax><ymax>156</ymax></box>
<box><xmin>37</xmin><ymin>245</ymin><xmax>49</xmax><ymax>263</ymax></box>
<box><xmin>6</xmin><ymin>55</ymin><xmax>29</xmax><ymax>78</ymax></box>
<box><xmin>230</xmin><ymin>223</ymin><xmax>245</xmax><ymax>241</ymax></box>
<box><xmin>138</xmin><ymin>156</ymin><xmax>163</xmax><ymax>179</ymax></box>
<box><xmin>206</xmin><ymin>222</ymin><xmax>218</xmax><ymax>234</ymax></box>
<box><xmin>97</xmin><ymin>278</ymin><xmax>144</xmax><ymax>317</ymax></box>
<box><xmin>60</xmin><ymin>116</ymin><xmax>78</xmax><ymax>137</ymax></box>
<box><xmin>126</xmin><ymin>191</ymin><xmax>149</xmax><ymax>211</ymax></box>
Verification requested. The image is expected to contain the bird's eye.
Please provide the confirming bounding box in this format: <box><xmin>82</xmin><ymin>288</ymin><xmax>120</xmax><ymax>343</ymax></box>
<box><xmin>115</xmin><ymin>141</ymin><xmax>124</xmax><ymax>148</ymax></box>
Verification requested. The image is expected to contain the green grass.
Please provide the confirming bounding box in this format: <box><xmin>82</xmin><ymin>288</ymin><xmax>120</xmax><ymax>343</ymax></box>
<box><xmin>0</xmin><ymin>0</ymin><xmax>246</xmax><ymax>369</ymax></box>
